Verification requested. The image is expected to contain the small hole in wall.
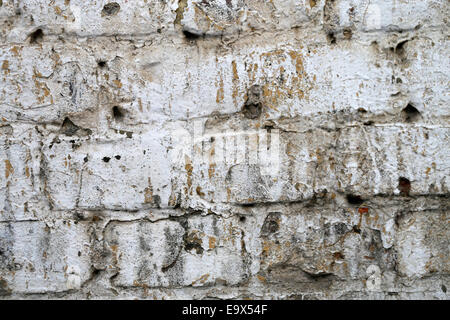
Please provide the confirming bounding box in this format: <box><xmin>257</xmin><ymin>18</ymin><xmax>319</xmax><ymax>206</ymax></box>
<box><xmin>115</xmin><ymin>155</ymin><xmax>121</xmax><ymax>160</ymax></box>
<box><xmin>97</xmin><ymin>60</ymin><xmax>107</xmax><ymax>68</ymax></box>
<box><xmin>242</xmin><ymin>85</ymin><xmax>263</xmax><ymax>119</ymax></box>
<box><xmin>183</xmin><ymin>30</ymin><xmax>201</xmax><ymax>40</ymax></box>
<box><xmin>398</xmin><ymin>177</ymin><xmax>411</xmax><ymax>196</ymax></box>
<box><xmin>402</xmin><ymin>103</ymin><xmax>421</xmax><ymax>123</ymax></box>
<box><xmin>240</xmin><ymin>203</ymin><xmax>255</xmax><ymax>208</ymax></box>
<box><xmin>102</xmin><ymin>157</ymin><xmax>111</xmax><ymax>163</ymax></box>
<box><xmin>394</xmin><ymin>40</ymin><xmax>408</xmax><ymax>56</ymax></box>
<box><xmin>239</xmin><ymin>216</ymin><xmax>246</xmax><ymax>223</ymax></box>
<box><xmin>112</xmin><ymin>106</ymin><xmax>124</xmax><ymax>120</ymax></box>
<box><xmin>102</xmin><ymin>2</ymin><xmax>120</xmax><ymax>16</ymax></box>
<box><xmin>61</xmin><ymin>117</ymin><xmax>80</xmax><ymax>136</ymax></box>
<box><xmin>261</xmin><ymin>213</ymin><xmax>281</xmax><ymax>235</ymax></box>
<box><xmin>242</xmin><ymin>102</ymin><xmax>262</xmax><ymax>119</ymax></box>
<box><xmin>29</xmin><ymin>28</ymin><xmax>44</xmax><ymax>44</ymax></box>
<box><xmin>346</xmin><ymin>194</ymin><xmax>364</xmax><ymax>205</ymax></box>
<box><xmin>333</xmin><ymin>252</ymin><xmax>345</xmax><ymax>260</ymax></box>
<box><xmin>442</xmin><ymin>285</ymin><xmax>447</xmax><ymax>293</ymax></box>
<box><xmin>327</xmin><ymin>32</ymin><xmax>336</xmax><ymax>45</ymax></box>
<box><xmin>92</xmin><ymin>269</ymin><xmax>101</xmax><ymax>276</ymax></box>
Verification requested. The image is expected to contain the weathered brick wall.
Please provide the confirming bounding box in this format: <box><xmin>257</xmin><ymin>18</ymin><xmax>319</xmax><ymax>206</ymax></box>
<box><xmin>0</xmin><ymin>0</ymin><xmax>448</xmax><ymax>299</ymax></box>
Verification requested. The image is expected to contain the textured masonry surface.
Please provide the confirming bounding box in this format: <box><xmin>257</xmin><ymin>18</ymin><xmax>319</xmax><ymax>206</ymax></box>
<box><xmin>0</xmin><ymin>0</ymin><xmax>449</xmax><ymax>299</ymax></box>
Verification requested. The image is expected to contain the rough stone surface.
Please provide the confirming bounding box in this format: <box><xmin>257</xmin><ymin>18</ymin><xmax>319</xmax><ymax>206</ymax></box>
<box><xmin>0</xmin><ymin>0</ymin><xmax>449</xmax><ymax>299</ymax></box>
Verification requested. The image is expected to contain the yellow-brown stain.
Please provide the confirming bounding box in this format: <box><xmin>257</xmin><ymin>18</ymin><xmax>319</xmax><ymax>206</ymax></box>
<box><xmin>288</xmin><ymin>50</ymin><xmax>304</xmax><ymax>75</ymax></box>
<box><xmin>216</xmin><ymin>73</ymin><xmax>224</xmax><ymax>103</ymax></box>
<box><xmin>110</xmin><ymin>244</ymin><xmax>119</xmax><ymax>265</ymax></box>
<box><xmin>138</xmin><ymin>98</ymin><xmax>143</xmax><ymax>112</ymax></box>
<box><xmin>231</xmin><ymin>60</ymin><xmax>239</xmax><ymax>104</ymax></box>
<box><xmin>196</xmin><ymin>186</ymin><xmax>205</xmax><ymax>197</ymax></box>
<box><xmin>261</xmin><ymin>240</ymin><xmax>284</xmax><ymax>264</ymax></box>
<box><xmin>255</xmin><ymin>49</ymin><xmax>309</xmax><ymax>111</ymax></box>
<box><xmin>33</xmin><ymin>68</ymin><xmax>53</xmax><ymax>104</ymax></box>
<box><xmin>144</xmin><ymin>178</ymin><xmax>153</xmax><ymax>203</ymax></box>
<box><xmin>208</xmin><ymin>237</ymin><xmax>216</xmax><ymax>249</ymax></box>
<box><xmin>113</xmin><ymin>79</ymin><xmax>122</xmax><ymax>88</ymax></box>
<box><xmin>4</xmin><ymin>160</ymin><xmax>14</xmax><ymax>179</ymax></box>
<box><xmin>185</xmin><ymin>156</ymin><xmax>193</xmax><ymax>195</ymax></box>
<box><xmin>192</xmin><ymin>273</ymin><xmax>210</xmax><ymax>286</ymax></box>
<box><xmin>2</xmin><ymin>60</ymin><xmax>9</xmax><ymax>74</ymax></box>
<box><xmin>10</xmin><ymin>46</ymin><xmax>21</xmax><ymax>56</ymax></box>
<box><xmin>208</xmin><ymin>163</ymin><xmax>216</xmax><ymax>179</ymax></box>
<box><xmin>174</xmin><ymin>0</ymin><xmax>188</xmax><ymax>26</ymax></box>
<box><xmin>256</xmin><ymin>274</ymin><xmax>266</xmax><ymax>282</ymax></box>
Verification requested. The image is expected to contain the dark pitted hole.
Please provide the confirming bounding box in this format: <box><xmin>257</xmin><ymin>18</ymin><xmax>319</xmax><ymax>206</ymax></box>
<box><xmin>242</xmin><ymin>85</ymin><xmax>263</xmax><ymax>119</ymax></box>
<box><xmin>398</xmin><ymin>177</ymin><xmax>411</xmax><ymax>196</ymax></box>
<box><xmin>261</xmin><ymin>213</ymin><xmax>281</xmax><ymax>236</ymax></box>
<box><xmin>83</xmin><ymin>156</ymin><xmax>88</xmax><ymax>163</ymax></box>
<box><xmin>442</xmin><ymin>285</ymin><xmax>447</xmax><ymax>293</ymax></box>
<box><xmin>239</xmin><ymin>216</ymin><xmax>246</xmax><ymax>223</ymax></box>
<box><xmin>242</xmin><ymin>102</ymin><xmax>262</xmax><ymax>119</ymax></box>
<box><xmin>97</xmin><ymin>60</ymin><xmax>107</xmax><ymax>68</ymax></box>
<box><xmin>183</xmin><ymin>29</ymin><xmax>201</xmax><ymax>40</ymax></box>
<box><xmin>327</xmin><ymin>31</ymin><xmax>336</xmax><ymax>44</ymax></box>
<box><xmin>102</xmin><ymin>2</ymin><xmax>120</xmax><ymax>16</ymax></box>
<box><xmin>346</xmin><ymin>194</ymin><xmax>364</xmax><ymax>205</ymax></box>
<box><xmin>240</xmin><ymin>203</ymin><xmax>255</xmax><ymax>207</ymax></box>
<box><xmin>112</xmin><ymin>106</ymin><xmax>124</xmax><ymax>120</ymax></box>
<box><xmin>114</xmin><ymin>155</ymin><xmax>121</xmax><ymax>160</ymax></box>
<box><xmin>61</xmin><ymin>117</ymin><xmax>79</xmax><ymax>136</ymax></box>
<box><xmin>402</xmin><ymin>103</ymin><xmax>421</xmax><ymax>122</ymax></box>
<box><xmin>333</xmin><ymin>252</ymin><xmax>345</xmax><ymax>260</ymax></box>
<box><xmin>29</xmin><ymin>28</ymin><xmax>44</xmax><ymax>44</ymax></box>
<box><xmin>102</xmin><ymin>157</ymin><xmax>111</xmax><ymax>163</ymax></box>
<box><xmin>394</xmin><ymin>40</ymin><xmax>408</xmax><ymax>55</ymax></box>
